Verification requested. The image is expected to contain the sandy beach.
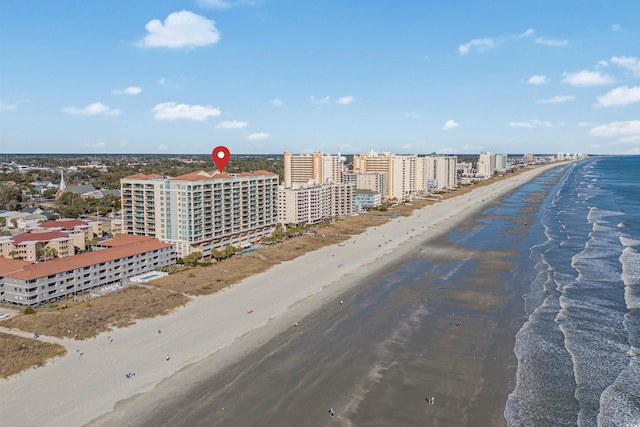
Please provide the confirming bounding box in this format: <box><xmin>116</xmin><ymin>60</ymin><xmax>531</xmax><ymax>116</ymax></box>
<box><xmin>0</xmin><ymin>163</ymin><xmax>566</xmax><ymax>427</ymax></box>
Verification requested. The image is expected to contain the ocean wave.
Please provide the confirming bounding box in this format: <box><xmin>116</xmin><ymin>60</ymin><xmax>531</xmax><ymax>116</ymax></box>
<box><xmin>620</xmin><ymin>247</ymin><xmax>640</xmax><ymax>310</ymax></box>
<box><xmin>620</xmin><ymin>236</ymin><xmax>640</xmax><ymax>248</ymax></box>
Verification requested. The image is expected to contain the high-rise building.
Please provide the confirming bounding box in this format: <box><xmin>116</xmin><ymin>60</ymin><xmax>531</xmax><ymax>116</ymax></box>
<box><xmin>277</xmin><ymin>183</ymin><xmax>354</xmax><ymax>225</ymax></box>
<box><xmin>354</xmin><ymin>150</ymin><xmax>419</xmax><ymax>200</ymax></box>
<box><xmin>121</xmin><ymin>170</ymin><xmax>279</xmax><ymax>258</ymax></box>
<box><xmin>342</xmin><ymin>171</ymin><xmax>388</xmax><ymax>198</ymax></box>
<box><xmin>477</xmin><ymin>152</ymin><xmax>496</xmax><ymax>177</ymax></box>
<box><xmin>283</xmin><ymin>151</ymin><xmax>343</xmax><ymax>188</ymax></box>
<box><xmin>417</xmin><ymin>155</ymin><xmax>458</xmax><ymax>191</ymax></box>
<box><xmin>354</xmin><ymin>150</ymin><xmax>457</xmax><ymax>198</ymax></box>
<box><xmin>495</xmin><ymin>154</ymin><xmax>508</xmax><ymax>171</ymax></box>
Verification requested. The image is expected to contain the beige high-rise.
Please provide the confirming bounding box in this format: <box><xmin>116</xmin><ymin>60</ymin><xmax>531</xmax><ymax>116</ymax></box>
<box><xmin>283</xmin><ymin>151</ymin><xmax>343</xmax><ymax>188</ymax></box>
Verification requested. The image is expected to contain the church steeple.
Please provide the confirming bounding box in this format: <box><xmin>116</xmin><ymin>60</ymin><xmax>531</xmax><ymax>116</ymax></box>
<box><xmin>55</xmin><ymin>168</ymin><xmax>67</xmax><ymax>200</ymax></box>
<box><xmin>60</xmin><ymin>168</ymin><xmax>66</xmax><ymax>191</ymax></box>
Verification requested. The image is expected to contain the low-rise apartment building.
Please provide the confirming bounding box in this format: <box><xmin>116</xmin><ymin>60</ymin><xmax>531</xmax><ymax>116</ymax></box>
<box><xmin>0</xmin><ymin>234</ymin><xmax>174</xmax><ymax>307</ymax></box>
<box><xmin>0</xmin><ymin>230</ymin><xmax>82</xmax><ymax>262</ymax></box>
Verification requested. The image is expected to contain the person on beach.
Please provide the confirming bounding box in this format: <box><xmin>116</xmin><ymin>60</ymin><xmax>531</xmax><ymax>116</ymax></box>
<box><xmin>166</xmin><ymin>354</ymin><xmax>171</xmax><ymax>361</ymax></box>
<box><xmin>456</xmin><ymin>321</ymin><xmax>461</xmax><ymax>327</ymax></box>
<box><xmin>329</xmin><ymin>408</ymin><xmax>335</xmax><ymax>416</ymax></box>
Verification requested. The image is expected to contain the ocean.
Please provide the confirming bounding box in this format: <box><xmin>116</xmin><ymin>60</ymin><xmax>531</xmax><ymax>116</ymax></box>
<box><xmin>506</xmin><ymin>156</ymin><xmax>640</xmax><ymax>426</ymax></box>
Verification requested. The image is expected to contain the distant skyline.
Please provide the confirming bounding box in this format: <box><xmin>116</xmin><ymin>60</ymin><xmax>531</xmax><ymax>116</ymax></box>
<box><xmin>1</xmin><ymin>1</ymin><xmax>639</xmax><ymax>155</ymax></box>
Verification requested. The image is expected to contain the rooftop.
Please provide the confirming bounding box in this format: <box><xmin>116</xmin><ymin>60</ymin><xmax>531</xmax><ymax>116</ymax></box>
<box><xmin>0</xmin><ymin>235</ymin><xmax>173</xmax><ymax>280</ymax></box>
<box><xmin>39</xmin><ymin>219</ymin><xmax>89</xmax><ymax>230</ymax></box>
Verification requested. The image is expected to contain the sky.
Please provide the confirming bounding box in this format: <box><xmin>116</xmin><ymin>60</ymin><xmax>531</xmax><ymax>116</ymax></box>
<box><xmin>1</xmin><ymin>0</ymin><xmax>639</xmax><ymax>156</ymax></box>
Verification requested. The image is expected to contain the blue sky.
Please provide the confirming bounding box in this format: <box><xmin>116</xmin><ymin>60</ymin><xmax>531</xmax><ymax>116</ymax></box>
<box><xmin>1</xmin><ymin>0</ymin><xmax>639</xmax><ymax>155</ymax></box>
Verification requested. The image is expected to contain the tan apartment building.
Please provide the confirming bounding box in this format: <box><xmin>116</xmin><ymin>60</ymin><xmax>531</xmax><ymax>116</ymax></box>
<box><xmin>0</xmin><ymin>230</ymin><xmax>83</xmax><ymax>262</ymax></box>
<box><xmin>283</xmin><ymin>151</ymin><xmax>343</xmax><ymax>188</ymax></box>
<box><xmin>343</xmin><ymin>171</ymin><xmax>388</xmax><ymax>199</ymax></box>
<box><xmin>354</xmin><ymin>150</ymin><xmax>458</xmax><ymax>198</ymax></box>
<box><xmin>354</xmin><ymin>150</ymin><xmax>418</xmax><ymax>200</ymax></box>
<box><xmin>416</xmin><ymin>155</ymin><xmax>458</xmax><ymax>191</ymax></box>
<box><xmin>121</xmin><ymin>170</ymin><xmax>279</xmax><ymax>258</ymax></box>
<box><xmin>277</xmin><ymin>183</ymin><xmax>354</xmax><ymax>225</ymax></box>
<box><xmin>477</xmin><ymin>152</ymin><xmax>496</xmax><ymax>177</ymax></box>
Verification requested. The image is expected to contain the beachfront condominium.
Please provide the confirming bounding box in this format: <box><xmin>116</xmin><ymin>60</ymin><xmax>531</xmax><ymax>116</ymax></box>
<box><xmin>0</xmin><ymin>234</ymin><xmax>175</xmax><ymax>307</ymax></box>
<box><xmin>353</xmin><ymin>150</ymin><xmax>417</xmax><ymax>200</ymax></box>
<box><xmin>120</xmin><ymin>170</ymin><xmax>278</xmax><ymax>258</ymax></box>
<box><xmin>354</xmin><ymin>150</ymin><xmax>458</xmax><ymax>200</ymax></box>
<box><xmin>342</xmin><ymin>171</ymin><xmax>388</xmax><ymax>199</ymax></box>
<box><xmin>477</xmin><ymin>152</ymin><xmax>496</xmax><ymax>178</ymax></box>
<box><xmin>277</xmin><ymin>183</ymin><xmax>354</xmax><ymax>225</ymax></box>
<box><xmin>495</xmin><ymin>154</ymin><xmax>508</xmax><ymax>172</ymax></box>
<box><xmin>416</xmin><ymin>155</ymin><xmax>458</xmax><ymax>192</ymax></box>
<box><xmin>283</xmin><ymin>151</ymin><xmax>343</xmax><ymax>188</ymax></box>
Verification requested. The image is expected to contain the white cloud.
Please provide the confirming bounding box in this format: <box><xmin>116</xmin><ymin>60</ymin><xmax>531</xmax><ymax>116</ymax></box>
<box><xmin>337</xmin><ymin>96</ymin><xmax>355</xmax><ymax>105</ymax></box>
<box><xmin>152</xmin><ymin>102</ymin><xmax>221</xmax><ymax>121</ymax></box>
<box><xmin>310</xmin><ymin>95</ymin><xmax>330</xmax><ymax>105</ymax></box>
<box><xmin>527</xmin><ymin>74</ymin><xmax>547</xmax><ymax>85</ymax></box>
<box><xmin>610</xmin><ymin>56</ymin><xmax>640</xmax><ymax>77</ymax></box>
<box><xmin>578</xmin><ymin>121</ymin><xmax>593</xmax><ymax>127</ymax></box>
<box><xmin>509</xmin><ymin>119</ymin><xmax>552</xmax><ymax>128</ymax></box>
<box><xmin>562</xmin><ymin>70</ymin><xmax>614</xmax><ymax>86</ymax></box>
<box><xmin>158</xmin><ymin>78</ymin><xmax>167</xmax><ymax>85</ymax></box>
<box><xmin>588</xmin><ymin>120</ymin><xmax>640</xmax><ymax>143</ymax></box>
<box><xmin>539</xmin><ymin>95</ymin><xmax>574</xmax><ymax>104</ymax></box>
<box><xmin>158</xmin><ymin>144</ymin><xmax>169</xmax><ymax>151</ymax></box>
<box><xmin>458</xmin><ymin>38</ymin><xmax>494</xmax><ymax>55</ymax></box>
<box><xmin>63</xmin><ymin>102</ymin><xmax>121</xmax><ymax>116</ymax></box>
<box><xmin>404</xmin><ymin>111</ymin><xmax>421</xmax><ymax>119</ymax></box>
<box><xmin>112</xmin><ymin>86</ymin><xmax>142</xmax><ymax>95</ymax></box>
<box><xmin>442</xmin><ymin>120</ymin><xmax>460</xmax><ymax>130</ymax></box>
<box><xmin>519</xmin><ymin>28</ymin><xmax>535</xmax><ymax>38</ymax></box>
<box><xmin>216</xmin><ymin>120</ymin><xmax>248</xmax><ymax>129</ymax></box>
<box><xmin>137</xmin><ymin>10</ymin><xmax>220</xmax><ymax>49</ymax></box>
<box><xmin>612</xmin><ymin>24</ymin><xmax>622</xmax><ymax>32</ymax></box>
<box><xmin>596</xmin><ymin>86</ymin><xmax>640</xmax><ymax>107</ymax></box>
<box><xmin>247</xmin><ymin>132</ymin><xmax>269</xmax><ymax>141</ymax></box>
<box><xmin>0</xmin><ymin>102</ymin><xmax>17</xmax><ymax>112</ymax></box>
<box><xmin>270</xmin><ymin>98</ymin><xmax>283</xmax><ymax>107</ymax></box>
<box><xmin>535</xmin><ymin>37</ymin><xmax>568</xmax><ymax>47</ymax></box>
<box><xmin>402</xmin><ymin>143</ymin><xmax>412</xmax><ymax>149</ymax></box>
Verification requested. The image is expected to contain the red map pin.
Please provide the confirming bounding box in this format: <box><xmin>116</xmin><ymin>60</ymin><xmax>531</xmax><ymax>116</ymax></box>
<box><xmin>212</xmin><ymin>146</ymin><xmax>230</xmax><ymax>173</ymax></box>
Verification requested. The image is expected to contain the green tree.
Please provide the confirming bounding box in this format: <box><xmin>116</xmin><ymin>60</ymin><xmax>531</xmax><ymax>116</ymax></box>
<box><xmin>182</xmin><ymin>251</ymin><xmax>202</xmax><ymax>267</ymax></box>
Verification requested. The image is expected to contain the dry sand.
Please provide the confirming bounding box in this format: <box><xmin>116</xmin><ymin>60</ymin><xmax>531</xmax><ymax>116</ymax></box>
<box><xmin>0</xmin><ymin>163</ymin><xmax>566</xmax><ymax>427</ymax></box>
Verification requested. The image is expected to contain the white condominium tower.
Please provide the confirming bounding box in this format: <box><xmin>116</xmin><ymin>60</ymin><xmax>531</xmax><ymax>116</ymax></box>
<box><xmin>417</xmin><ymin>155</ymin><xmax>458</xmax><ymax>191</ymax></box>
<box><xmin>353</xmin><ymin>150</ymin><xmax>417</xmax><ymax>200</ymax></box>
<box><xmin>283</xmin><ymin>151</ymin><xmax>343</xmax><ymax>188</ymax></box>
<box><xmin>495</xmin><ymin>154</ymin><xmax>508</xmax><ymax>171</ymax></box>
<box><xmin>121</xmin><ymin>170</ymin><xmax>278</xmax><ymax>258</ymax></box>
<box><xmin>277</xmin><ymin>183</ymin><xmax>354</xmax><ymax>225</ymax></box>
<box><xmin>354</xmin><ymin>150</ymin><xmax>457</xmax><ymax>200</ymax></box>
<box><xmin>477</xmin><ymin>152</ymin><xmax>496</xmax><ymax>177</ymax></box>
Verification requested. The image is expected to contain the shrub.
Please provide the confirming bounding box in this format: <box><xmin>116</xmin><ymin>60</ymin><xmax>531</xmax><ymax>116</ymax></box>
<box><xmin>24</xmin><ymin>307</ymin><xmax>35</xmax><ymax>315</ymax></box>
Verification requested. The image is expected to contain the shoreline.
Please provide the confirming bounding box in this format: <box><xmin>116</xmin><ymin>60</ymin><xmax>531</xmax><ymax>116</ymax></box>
<box><xmin>0</xmin><ymin>162</ymin><xmax>568</xmax><ymax>427</ymax></box>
